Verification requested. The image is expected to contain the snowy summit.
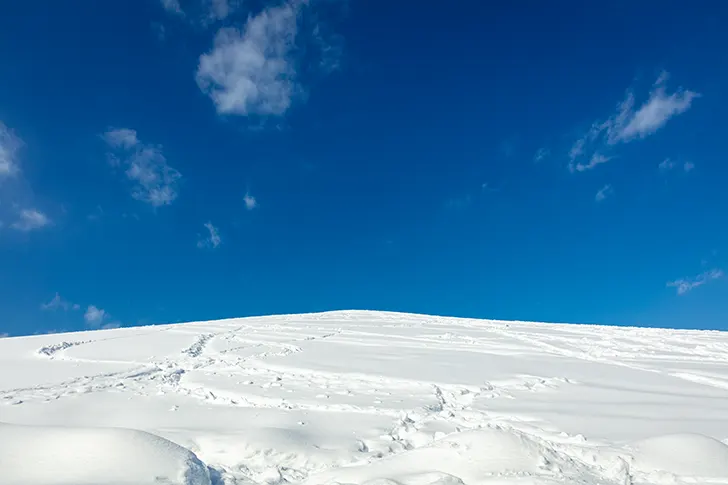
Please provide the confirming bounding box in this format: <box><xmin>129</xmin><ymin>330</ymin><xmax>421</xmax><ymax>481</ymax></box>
<box><xmin>1</xmin><ymin>311</ymin><xmax>728</xmax><ymax>484</ymax></box>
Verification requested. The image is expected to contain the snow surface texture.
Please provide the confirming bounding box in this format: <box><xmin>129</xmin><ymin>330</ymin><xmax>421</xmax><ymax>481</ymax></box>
<box><xmin>0</xmin><ymin>422</ymin><xmax>211</xmax><ymax>485</ymax></box>
<box><xmin>1</xmin><ymin>310</ymin><xmax>728</xmax><ymax>485</ymax></box>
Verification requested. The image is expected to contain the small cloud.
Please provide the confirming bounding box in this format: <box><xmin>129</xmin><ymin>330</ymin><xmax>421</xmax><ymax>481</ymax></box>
<box><xmin>0</xmin><ymin>333</ymin><xmax>8</xmax><ymax>338</ymax></box>
<box><xmin>0</xmin><ymin>121</ymin><xmax>23</xmax><ymax>178</ymax></box>
<box><xmin>101</xmin><ymin>321</ymin><xmax>122</xmax><ymax>330</ymax></box>
<box><xmin>84</xmin><ymin>305</ymin><xmax>107</xmax><ymax>326</ymax></box>
<box><xmin>160</xmin><ymin>0</ymin><xmax>241</xmax><ymax>24</ymax></box>
<box><xmin>152</xmin><ymin>22</ymin><xmax>167</xmax><ymax>41</ymax></box>
<box><xmin>571</xmin><ymin>153</ymin><xmax>612</xmax><ymax>173</ymax></box>
<box><xmin>569</xmin><ymin>72</ymin><xmax>698</xmax><ymax>172</ymax></box>
<box><xmin>595</xmin><ymin>184</ymin><xmax>613</xmax><ymax>202</ymax></box>
<box><xmin>159</xmin><ymin>0</ymin><xmax>184</xmax><ymax>16</ymax></box>
<box><xmin>198</xmin><ymin>221</ymin><xmax>221</xmax><ymax>249</ymax></box>
<box><xmin>244</xmin><ymin>192</ymin><xmax>257</xmax><ymax>210</ymax></box>
<box><xmin>41</xmin><ymin>293</ymin><xmax>78</xmax><ymax>312</ymax></box>
<box><xmin>533</xmin><ymin>147</ymin><xmax>549</xmax><ymax>163</ymax></box>
<box><xmin>11</xmin><ymin>209</ymin><xmax>51</xmax><ymax>231</ymax></box>
<box><xmin>658</xmin><ymin>158</ymin><xmax>676</xmax><ymax>171</ymax></box>
<box><xmin>102</xmin><ymin>128</ymin><xmax>139</xmax><ymax>149</ymax></box>
<box><xmin>102</xmin><ymin>128</ymin><xmax>181</xmax><ymax>207</ymax></box>
<box><xmin>87</xmin><ymin>205</ymin><xmax>104</xmax><ymax>221</ymax></box>
<box><xmin>658</xmin><ymin>158</ymin><xmax>694</xmax><ymax>173</ymax></box>
<box><xmin>667</xmin><ymin>268</ymin><xmax>723</xmax><ymax>295</ymax></box>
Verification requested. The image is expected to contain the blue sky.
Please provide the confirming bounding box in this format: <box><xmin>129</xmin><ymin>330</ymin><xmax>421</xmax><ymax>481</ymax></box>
<box><xmin>1</xmin><ymin>1</ymin><xmax>727</xmax><ymax>336</ymax></box>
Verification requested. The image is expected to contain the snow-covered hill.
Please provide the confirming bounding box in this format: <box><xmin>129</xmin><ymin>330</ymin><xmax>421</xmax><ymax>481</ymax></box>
<box><xmin>1</xmin><ymin>311</ymin><xmax>728</xmax><ymax>485</ymax></box>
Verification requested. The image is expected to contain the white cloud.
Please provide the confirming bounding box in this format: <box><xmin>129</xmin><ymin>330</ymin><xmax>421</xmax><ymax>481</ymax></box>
<box><xmin>615</xmin><ymin>86</ymin><xmax>698</xmax><ymax>143</ymax></box>
<box><xmin>569</xmin><ymin>72</ymin><xmax>698</xmax><ymax>172</ymax></box>
<box><xmin>658</xmin><ymin>158</ymin><xmax>676</xmax><ymax>171</ymax></box>
<box><xmin>102</xmin><ymin>128</ymin><xmax>181</xmax><ymax>207</ymax></box>
<box><xmin>571</xmin><ymin>153</ymin><xmax>612</xmax><ymax>173</ymax></box>
<box><xmin>667</xmin><ymin>268</ymin><xmax>723</xmax><ymax>295</ymax></box>
<box><xmin>102</xmin><ymin>128</ymin><xmax>139</xmax><ymax>149</ymax></box>
<box><xmin>84</xmin><ymin>305</ymin><xmax>107</xmax><ymax>325</ymax></box>
<box><xmin>160</xmin><ymin>0</ymin><xmax>184</xmax><ymax>16</ymax></box>
<box><xmin>160</xmin><ymin>0</ymin><xmax>240</xmax><ymax>23</ymax></box>
<box><xmin>208</xmin><ymin>0</ymin><xmax>233</xmax><ymax>21</ymax></box>
<box><xmin>0</xmin><ymin>121</ymin><xmax>23</xmax><ymax>178</ymax></box>
<box><xmin>198</xmin><ymin>221</ymin><xmax>221</xmax><ymax>249</ymax></box>
<box><xmin>11</xmin><ymin>209</ymin><xmax>51</xmax><ymax>231</ymax></box>
<box><xmin>659</xmin><ymin>158</ymin><xmax>695</xmax><ymax>173</ymax></box>
<box><xmin>595</xmin><ymin>184</ymin><xmax>613</xmax><ymax>202</ymax></box>
<box><xmin>196</xmin><ymin>2</ymin><xmax>300</xmax><ymax>116</ymax></box>
<box><xmin>41</xmin><ymin>293</ymin><xmax>79</xmax><ymax>312</ymax></box>
<box><xmin>534</xmin><ymin>147</ymin><xmax>549</xmax><ymax>163</ymax></box>
<box><xmin>244</xmin><ymin>192</ymin><xmax>257</xmax><ymax>210</ymax></box>
<box><xmin>0</xmin><ymin>333</ymin><xmax>8</xmax><ymax>338</ymax></box>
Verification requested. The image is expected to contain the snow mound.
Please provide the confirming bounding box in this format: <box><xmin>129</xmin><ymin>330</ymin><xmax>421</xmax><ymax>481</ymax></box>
<box><xmin>629</xmin><ymin>433</ymin><xmax>728</xmax><ymax>478</ymax></box>
<box><xmin>0</xmin><ymin>422</ymin><xmax>211</xmax><ymax>485</ymax></box>
<box><xmin>305</xmin><ymin>427</ymin><xmax>572</xmax><ymax>485</ymax></box>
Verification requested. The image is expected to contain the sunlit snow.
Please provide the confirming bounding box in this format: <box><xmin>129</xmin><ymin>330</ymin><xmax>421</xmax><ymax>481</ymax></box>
<box><xmin>1</xmin><ymin>310</ymin><xmax>727</xmax><ymax>485</ymax></box>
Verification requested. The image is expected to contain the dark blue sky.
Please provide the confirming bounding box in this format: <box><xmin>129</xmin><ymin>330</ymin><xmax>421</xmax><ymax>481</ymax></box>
<box><xmin>1</xmin><ymin>0</ymin><xmax>727</xmax><ymax>335</ymax></box>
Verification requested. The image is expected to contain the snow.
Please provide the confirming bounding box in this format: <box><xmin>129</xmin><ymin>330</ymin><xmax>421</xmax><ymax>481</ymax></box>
<box><xmin>0</xmin><ymin>422</ymin><xmax>210</xmax><ymax>485</ymax></box>
<box><xmin>1</xmin><ymin>310</ymin><xmax>727</xmax><ymax>485</ymax></box>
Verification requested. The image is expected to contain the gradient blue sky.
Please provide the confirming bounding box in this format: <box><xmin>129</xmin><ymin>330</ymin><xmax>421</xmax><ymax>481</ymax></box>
<box><xmin>1</xmin><ymin>0</ymin><xmax>727</xmax><ymax>336</ymax></box>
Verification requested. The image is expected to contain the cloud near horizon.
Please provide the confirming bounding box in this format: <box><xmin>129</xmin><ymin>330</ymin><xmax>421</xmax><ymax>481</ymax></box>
<box><xmin>667</xmin><ymin>268</ymin><xmax>723</xmax><ymax>295</ymax></box>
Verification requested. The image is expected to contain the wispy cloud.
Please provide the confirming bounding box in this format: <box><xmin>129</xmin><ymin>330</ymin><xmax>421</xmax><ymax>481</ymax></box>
<box><xmin>87</xmin><ymin>205</ymin><xmax>104</xmax><ymax>221</ymax></box>
<box><xmin>533</xmin><ymin>147</ymin><xmax>549</xmax><ymax>163</ymax></box>
<box><xmin>84</xmin><ymin>305</ymin><xmax>107</xmax><ymax>326</ymax></box>
<box><xmin>160</xmin><ymin>0</ymin><xmax>240</xmax><ymax>23</ymax></box>
<box><xmin>667</xmin><ymin>268</ymin><xmax>723</xmax><ymax>295</ymax></box>
<box><xmin>244</xmin><ymin>192</ymin><xmax>257</xmax><ymax>210</ymax></box>
<box><xmin>659</xmin><ymin>158</ymin><xmax>695</xmax><ymax>173</ymax></box>
<box><xmin>207</xmin><ymin>0</ymin><xmax>236</xmax><ymax>21</ymax></box>
<box><xmin>198</xmin><ymin>221</ymin><xmax>221</xmax><ymax>249</ymax></box>
<box><xmin>102</xmin><ymin>128</ymin><xmax>181</xmax><ymax>207</ymax></box>
<box><xmin>160</xmin><ymin>0</ymin><xmax>184</xmax><ymax>16</ymax></box>
<box><xmin>658</xmin><ymin>158</ymin><xmax>676</xmax><ymax>171</ymax></box>
<box><xmin>11</xmin><ymin>209</ymin><xmax>51</xmax><ymax>231</ymax></box>
<box><xmin>196</xmin><ymin>2</ymin><xmax>299</xmax><ymax>116</ymax></box>
<box><xmin>571</xmin><ymin>153</ymin><xmax>612</xmax><ymax>173</ymax></box>
<box><xmin>615</xmin><ymin>74</ymin><xmax>699</xmax><ymax>142</ymax></box>
<box><xmin>595</xmin><ymin>184</ymin><xmax>613</xmax><ymax>202</ymax></box>
<box><xmin>41</xmin><ymin>293</ymin><xmax>80</xmax><ymax>312</ymax></box>
<box><xmin>0</xmin><ymin>121</ymin><xmax>23</xmax><ymax>178</ymax></box>
<box><xmin>569</xmin><ymin>72</ymin><xmax>698</xmax><ymax>172</ymax></box>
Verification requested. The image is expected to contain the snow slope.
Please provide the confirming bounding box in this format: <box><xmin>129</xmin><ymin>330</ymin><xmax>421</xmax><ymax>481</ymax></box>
<box><xmin>1</xmin><ymin>310</ymin><xmax>728</xmax><ymax>485</ymax></box>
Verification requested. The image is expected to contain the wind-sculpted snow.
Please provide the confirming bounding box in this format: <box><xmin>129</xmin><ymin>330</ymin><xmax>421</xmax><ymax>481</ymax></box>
<box><xmin>1</xmin><ymin>310</ymin><xmax>727</xmax><ymax>485</ymax></box>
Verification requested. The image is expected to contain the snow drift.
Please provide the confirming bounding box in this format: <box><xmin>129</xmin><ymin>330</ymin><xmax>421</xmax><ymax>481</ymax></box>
<box><xmin>0</xmin><ymin>422</ymin><xmax>211</xmax><ymax>485</ymax></box>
